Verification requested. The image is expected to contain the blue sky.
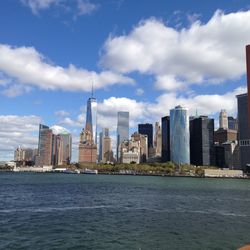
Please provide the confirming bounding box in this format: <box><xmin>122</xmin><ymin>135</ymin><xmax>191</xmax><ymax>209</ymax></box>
<box><xmin>0</xmin><ymin>0</ymin><xmax>250</xmax><ymax>161</ymax></box>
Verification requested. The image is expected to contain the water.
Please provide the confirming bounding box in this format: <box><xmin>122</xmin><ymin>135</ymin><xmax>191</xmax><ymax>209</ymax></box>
<box><xmin>0</xmin><ymin>173</ymin><xmax>250</xmax><ymax>249</ymax></box>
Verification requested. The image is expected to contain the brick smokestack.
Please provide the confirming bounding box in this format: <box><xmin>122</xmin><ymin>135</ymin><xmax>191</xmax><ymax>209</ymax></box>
<box><xmin>246</xmin><ymin>45</ymin><xmax>250</xmax><ymax>127</ymax></box>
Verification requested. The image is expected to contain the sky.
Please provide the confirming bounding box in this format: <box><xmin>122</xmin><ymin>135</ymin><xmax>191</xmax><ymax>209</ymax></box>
<box><xmin>1</xmin><ymin>0</ymin><xmax>250</xmax><ymax>161</ymax></box>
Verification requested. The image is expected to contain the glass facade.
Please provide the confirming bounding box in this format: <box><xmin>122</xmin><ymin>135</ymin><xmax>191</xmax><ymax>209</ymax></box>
<box><xmin>117</xmin><ymin>111</ymin><xmax>129</xmax><ymax>161</ymax></box>
<box><xmin>170</xmin><ymin>106</ymin><xmax>190</xmax><ymax>164</ymax></box>
<box><xmin>85</xmin><ymin>97</ymin><xmax>97</xmax><ymax>144</ymax></box>
<box><xmin>138</xmin><ymin>123</ymin><xmax>153</xmax><ymax>149</ymax></box>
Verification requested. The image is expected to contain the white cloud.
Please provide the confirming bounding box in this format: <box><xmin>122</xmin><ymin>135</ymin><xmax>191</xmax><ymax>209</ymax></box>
<box><xmin>51</xmin><ymin>125</ymin><xmax>69</xmax><ymax>134</ymax></box>
<box><xmin>76</xmin><ymin>0</ymin><xmax>98</xmax><ymax>16</ymax></box>
<box><xmin>54</xmin><ymin>110</ymin><xmax>70</xmax><ymax>117</ymax></box>
<box><xmin>0</xmin><ymin>115</ymin><xmax>41</xmax><ymax>160</ymax></box>
<box><xmin>21</xmin><ymin>0</ymin><xmax>60</xmax><ymax>14</ymax></box>
<box><xmin>100</xmin><ymin>10</ymin><xmax>250</xmax><ymax>89</ymax></box>
<box><xmin>135</xmin><ymin>88</ymin><xmax>144</xmax><ymax>96</ymax></box>
<box><xmin>0</xmin><ymin>44</ymin><xmax>134</xmax><ymax>96</ymax></box>
<box><xmin>21</xmin><ymin>0</ymin><xmax>99</xmax><ymax>17</ymax></box>
<box><xmin>2</xmin><ymin>84</ymin><xmax>32</xmax><ymax>97</ymax></box>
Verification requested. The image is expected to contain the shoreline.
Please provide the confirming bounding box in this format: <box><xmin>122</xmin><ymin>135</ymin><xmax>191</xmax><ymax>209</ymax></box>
<box><xmin>0</xmin><ymin>170</ymin><xmax>248</xmax><ymax>179</ymax></box>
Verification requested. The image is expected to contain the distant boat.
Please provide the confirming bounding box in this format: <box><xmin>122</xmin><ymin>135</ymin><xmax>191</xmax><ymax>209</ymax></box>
<box><xmin>83</xmin><ymin>169</ymin><xmax>98</xmax><ymax>174</ymax></box>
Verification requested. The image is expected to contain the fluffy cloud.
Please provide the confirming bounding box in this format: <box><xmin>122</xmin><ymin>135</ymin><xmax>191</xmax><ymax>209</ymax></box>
<box><xmin>100</xmin><ymin>10</ymin><xmax>250</xmax><ymax>89</ymax></box>
<box><xmin>0</xmin><ymin>44</ymin><xmax>134</xmax><ymax>96</ymax></box>
<box><xmin>76</xmin><ymin>0</ymin><xmax>98</xmax><ymax>16</ymax></box>
<box><xmin>0</xmin><ymin>115</ymin><xmax>41</xmax><ymax>160</ymax></box>
<box><xmin>21</xmin><ymin>0</ymin><xmax>60</xmax><ymax>14</ymax></box>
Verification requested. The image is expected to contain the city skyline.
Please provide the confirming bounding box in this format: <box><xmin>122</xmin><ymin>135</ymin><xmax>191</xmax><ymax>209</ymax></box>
<box><xmin>1</xmin><ymin>1</ymin><xmax>250</xmax><ymax>161</ymax></box>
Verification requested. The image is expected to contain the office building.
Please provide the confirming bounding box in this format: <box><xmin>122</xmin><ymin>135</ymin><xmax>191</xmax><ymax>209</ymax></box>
<box><xmin>228</xmin><ymin>116</ymin><xmax>238</xmax><ymax>130</ymax></box>
<box><xmin>117</xmin><ymin>111</ymin><xmax>129</xmax><ymax>162</ymax></box>
<box><xmin>214</xmin><ymin>128</ymin><xmax>237</xmax><ymax>144</ymax></box>
<box><xmin>246</xmin><ymin>45</ymin><xmax>250</xmax><ymax>125</ymax></box>
<box><xmin>102</xmin><ymin>128</ymin><xmax>113</xmax><ymax>163</ymax></box>
<box><xmin>170</xmin><ymin>105</ymin><xmax>190</xmax><ymax>164</ymax></box>
<box><xmin>37</xmin><ymin>124</ymin><xmax>53</xmax><ymax>166</ymax></box>
<box><xmin>190</xmin><ymin>116</ymin><xmax>214</xmax><ymax>166</ymax></box>
<box><xmin>154</xmin><ymin>122</ymin><xmax>162</xmax><ymax>157</ymax></box>
<box><xmin>98</xmin><ymin>131</ymin><xmax>103</xmax><ymax>162</ymax></box>
<box><xmin>219</xmin><ymin>110</ymin><xmax>228</xmax><ymax>129</ymax></box>
<box><xmin>237</xmin><ymin>93</ymin><xmax>250</xmax><ymax>171</ymax></box>
<box><xmin>79</xmin><ymin>94</ymin><xmax>97</xmax><ymax>164</ymax></box>
<box><xmin>131</xmin><ymin>132</ymin><xmax>148</xmax><ymax>162</ymax></box>
<box><xmin>161</xmin><ymin>116</ymin><xmax>170</xmax><ymax>162</ymax></box>
<box><xmin>58</xmin><ymin>132</ymin><xmax>72</xmax><ymax>165</ymax></box>
<box><xmin>138</xmin><ymin>123</ymin><xmax>153</xmax><ymax>149</ymax></box>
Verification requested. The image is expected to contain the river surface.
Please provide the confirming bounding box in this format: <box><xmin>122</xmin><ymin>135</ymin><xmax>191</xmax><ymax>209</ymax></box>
<box><xmin>0</xmin><ymin>173</ymin><xmax>250</xmax><ymax>249</ymax></box>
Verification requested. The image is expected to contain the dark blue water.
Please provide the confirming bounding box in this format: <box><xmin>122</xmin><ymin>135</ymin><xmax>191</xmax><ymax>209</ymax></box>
<box><xmin>0</xmin><ymin>173</ymin><xmax>250</xmax><ymax>249</ymax></box>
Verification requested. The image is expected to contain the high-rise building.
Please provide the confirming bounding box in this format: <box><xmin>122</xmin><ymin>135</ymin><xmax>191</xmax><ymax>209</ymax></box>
<box><xmin>37</xmin><ymin>124</ymin><xmax>53</xmax><ymax>166</ymax></box>
<box><xmin>190</xmin><ymin>116</ymin><xmax>214</xmax><ymax>166</ymax></box>
<box><xmin>85</xmin><ymin>96</ymin><xmax>97</xmax><ymax>144</ymax></box>
<box><xmin>219</xmin><ymin>110</ymin><xmax>228</xmax><ymax>129</ymax></box>
<box><xmin>161</xmin><ymin>116</ymin><xmax>170</xmax><ymax>162</ymax></box>
<box><xmin>228</xmin><ymin>116</ymin><xmax>238</xmax><ymax>130</ymax></box>
<box><xmin>58</xmin><ymin>133</ymin><xmax>72</xmax><ymax>165</ymax></box>
<box><xmin>138</xmin><ymin>123</ymin><xmax>153</xmax><ymax>149</ymax></box>
<box><xmin>79</xmin><ymin>94</ymin><xmax>97</xmax><ymax>164</ymax></box>
<box><xmin>237</xmin><ymin>93</ymin><xmax>250</xmax><ymax>171</ymax></box>
<box><xmin>98</xmin><ymin>131</ymin><xmax>103</xmax><ymax>162</ymax></box>
<box><xmin>102</xmin><ymin>128</ymin><xmax>113</xmax><ymax>163</ymax></box>
<box><xmin>117</xmin><ymin>111</ymin><xmax>129</xmax><ymax>162</ymax></box>
<box><xmin>131</xmin><ymin>132</ymin><xmax>148</xmax><ymax>162</ymax></box>
<box><xmin>170</xmin><ymin>105</ymin><xmax>190</xmax><ymax>164</ymax></box>
<box><xmin>235</xmin><ymin>45</ymin><xmax>250</xmax><ymax>171</ymax></box>
<box><xmin>154</xmin><ymin>122</ymin><xmax>162</xmax><ymax>156</ymax></box>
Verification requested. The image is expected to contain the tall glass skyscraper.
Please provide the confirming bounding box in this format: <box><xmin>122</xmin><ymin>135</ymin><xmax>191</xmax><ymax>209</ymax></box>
<box><xmin>85</xmin><ymin>96</ymin><xmax>97</xmax><ymax>144</ymax></box>
<box><xmin>170</xmin><ymin>105</ymin><xmax>190</xmax><ymax>164</ymax></box>
<box><xmin>117</xmin><ymin>111</ymin><xmax>129</xmax><ymax>162</ymax></box>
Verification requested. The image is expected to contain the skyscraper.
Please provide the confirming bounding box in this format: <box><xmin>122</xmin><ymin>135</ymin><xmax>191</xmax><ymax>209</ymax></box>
<box><xmin>85</xmin><ymin>95</ymin><xmax>97</xmax><ymax>144</ymax></box>
<box><xmin>117</xmin><ymin>111</ymin><xmax>129</xmax><ymax>162</ymax></box>
<box><xmin>161</xmin><ymin>116</ymin><xmax>170</xmax><ymax>162</ymax></box>
<box><xmin>219</xmin><ymin>110</ymin><xmax>228</xmax><ymax>129</ymax></box>
<box><xmin>236</xmin><ymin>45</ymin><xmax>250</xmax><ymax>171</ymax></box>
<box><xmin>138</xmin><ymin>123</ymin><xmax>153</xmax><ymax>149</ymax></box>
<box><xmin>37</xmin><ymin>124</ymin><xmax>53</xmax><ymax>166</ymax></box>
<box><xmin>79</xmin><ymin>94</ymin><xmax>97</xmax><ymax>164</ymax></box>
<box><xmin>237</xmin><ymin>93</ymin><xmax>250</xmax><ymax>171</ymax></box>
<box><xmin>170</xmin><ymin>105</ymin><xmax>190</xmax><ymax>164</ymax></box>
<box><xmin>154</xmin><ymin>122</ymin><xmax>162</xmax><ymax>157</ymax></box>
<box><xmin>58</xmin><ymin>132</ymin><xmax>72</xmax><ymax>165</ymax></box>
<box><xmin>228</xmin><ymin>116</ymin><xmax>238</xmax><ymax>130</ymax></box>
<box><xmin>102</xmin><ymin>128</ymin><xmax>113</xmax><ymax>163</ymax></box>
<box><xmin>190</xmin><ymin>116</ymin><xmax>214</xmax><ymax>166</ymax></box>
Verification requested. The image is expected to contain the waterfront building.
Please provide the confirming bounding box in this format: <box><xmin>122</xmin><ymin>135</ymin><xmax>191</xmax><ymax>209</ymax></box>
<box><xmin>138</xmin><ymin>123</ymin><xmax>153</xmax><ymax>149</ymax></box>
<box><xmin>37</xmin><ymin>124</ymin><xmax>53</xmax><ymax>166</ymax></box>
<box><xmin>102</xmin><ymin>128</ymin><xmax>113</xmax><ymax>163</ymax></box>
<box><xmin>228</xmin><ymin>116</ymin><xmax>238</xmax><ymax>130</ymax></box>
<box><xmin>98</xmin><ymin>131</ymin><xmax>103</xmax><ymax>162</ymax></box>
<box><xmin>223</xmin><ymin>141</ymin><xmax>241</xmax><ymax>169</ymax></box>
<box><xmin>219</xmin><ymin>110</ymin><xmax>228</xmax><ymax>129</ymax></box>
<box><xmin>58</xmin><ymin>132</ymin><xmax>72</xmax><ymax>165</ymax></box>
<box><xmin>131</xmin><ymin>132</ymin><xmax>148</xmax><ymax>162</ymax></box>
<box><xmin>237</xmin><ymin>93</ymin><xmax>250</xmax><ymax>171</ymax></box>
<box><xmin>79</xmin><ymin>94</ymin><xmax>97</xmax><ymax>164</ymax></box>
<box><xmin>120</xmin><ymin>139</ymin><xmax>140</xmax><ymax>164</ymax></box>
<box><xmin>170</xmin><ymin>105</ymin><xmax>190</xmax><ymax>164</ymax></box>
<box><xmin>154</xmin><ymin>122</ymin><xmax>162</xmax><ymax>157</ymax></box>
<box><xmin>161</xmin><ymin>116</ymin><xmax>170</xmax><ymax>162</ymax></box>
<box><xmin>117</xmin><ymin>111</ymin><xmax>129</xmax><ymax>162</ymax></box>
<box><xmin>235</xmin><ymin>44</ymin><xmax>250</xmax><ymax>172</ymax></box>
<box><xmin>190</xmin><ymin>116</ymin><xmax>214</xmax><ymax>166</ymax></box>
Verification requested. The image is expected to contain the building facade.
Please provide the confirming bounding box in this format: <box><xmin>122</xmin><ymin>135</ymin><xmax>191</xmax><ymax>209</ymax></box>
<box><xmin>228</xmin><ymin>116</ymin><xmax>238</xmax><ymax>130</ymax></box>
<box><xmin>117</xmin><ymin>111</ymin><xmax>129</xmax><ymax>162</ymax></box>
<box><xmin>138</xmin><ymin>123</ymin><xmax>153</xmax><ymax>149</ymax></box>
<box><xmin>161</xmin><ymin>116</ymin><xmax>170</xmax><ymax>162</ymax></box>
<box><xmin>79</xmin><ymin>95</ymin><xmax>97</xmax><ymax>164</ymax></box>
<box><xmin>219</xmin><ymin>110</ymin><xmax>228</xmax><ymax>129</ymax></box>
<box><xmin>154</xmin><ymin>122</ymin><xmax>162</xmax><ymax>157</ymax></box>
<box><xmin>237</xmin><ymin>93</ymin><xmax>250</xmax><ymax>171</ymax></box>
<box><xmin>170</xmin><ymin>105</ymin><xmax>190</xmax><ymax>164</ymax></box>
<box><xmin>37</xmin><ymin>124</ymin><xmax>53</xmax><ymax>166</ymax></box>
<box><xmin>190</xmin><ymin>116</ymin><xmax>214</xmax><ymax>166</ymax></box>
